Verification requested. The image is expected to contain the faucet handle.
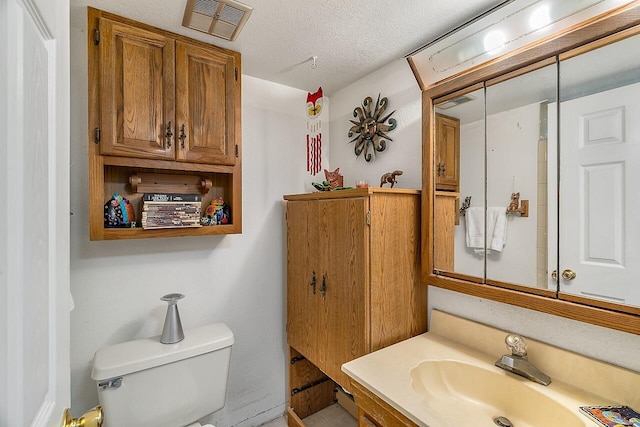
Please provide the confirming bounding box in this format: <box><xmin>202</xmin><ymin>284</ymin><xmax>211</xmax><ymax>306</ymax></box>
<box><xmin>505</xmin><ymin>334</ymin><xmax>527</xmax><ymax>357</ymax></box>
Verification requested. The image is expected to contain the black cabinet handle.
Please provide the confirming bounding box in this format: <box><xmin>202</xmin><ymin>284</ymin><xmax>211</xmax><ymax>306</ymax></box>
<box><xmin>165</xmin><ymin>121</ymin><xmax>173</xmax><ymax>148</ymax></box>
<box><xmin>178</xmin><ymin>123</ymin><xmax>187</xmax><ymax>148</ymax></box>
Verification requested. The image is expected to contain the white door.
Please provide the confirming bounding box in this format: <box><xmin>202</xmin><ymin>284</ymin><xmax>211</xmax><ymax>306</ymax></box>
<box><xmin>559</xmin><ymin>82</ymin><xmax>640</xmax><ymax>307</ymax></box>
<box><xmin>1</xmin><ymin>0</ymin><xmax>71</xmax><ymax>425</ymax></box>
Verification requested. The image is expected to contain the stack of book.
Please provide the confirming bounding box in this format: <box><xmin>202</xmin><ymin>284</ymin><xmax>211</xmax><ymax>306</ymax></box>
<box><xmin>141</xmin><ymin>193</ymin><xmax>202</xmax><ymax>229</ymax></box>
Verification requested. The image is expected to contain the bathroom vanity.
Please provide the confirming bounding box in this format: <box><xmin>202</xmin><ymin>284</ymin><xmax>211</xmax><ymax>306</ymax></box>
<box><xmin>341</xmin><ymin>3</ymin><xmax>640</xmax><ymax>426</ymax></box>
<box><xmin>342</xmin><ymin>310</ymin><xmax>640</xmax><ymax>427</ymax></box>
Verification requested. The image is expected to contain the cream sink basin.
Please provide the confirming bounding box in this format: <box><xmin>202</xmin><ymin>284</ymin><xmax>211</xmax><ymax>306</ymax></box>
<box><xmin>342</xmin><ymin>312</ymin><xmax>640</xmax><ymax>427</ymax></box>
<box><xmin>410</xmin><ymin>360</ymin><xmax>584</xmax><ymax>427</ymax></box>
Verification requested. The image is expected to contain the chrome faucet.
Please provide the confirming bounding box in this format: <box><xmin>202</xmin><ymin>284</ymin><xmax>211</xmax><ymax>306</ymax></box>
<box><xmin>495</xmin><ymin>334</ymin><xmax>551</xmax><ymax>386</ymax></box>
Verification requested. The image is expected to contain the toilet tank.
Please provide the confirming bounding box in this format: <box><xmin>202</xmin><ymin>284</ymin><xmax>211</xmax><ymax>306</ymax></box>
<box><xmin>91</xmin><ymin>323</ymin><xmax>234</xmax><ymax>427</ymax></box>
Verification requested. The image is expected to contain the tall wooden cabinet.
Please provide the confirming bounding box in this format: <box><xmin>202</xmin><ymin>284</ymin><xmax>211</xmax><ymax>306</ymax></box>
<box><xmin>284</xmin><ymin>189</ymin><xmax>427</xmax><ymax>424</ymax></box>
<box><xmin>88</xmin><ymin>8</ymin><xmax>241</xmax><ymax>240</ymax></box>
<box><xmin>435</xmin><ymin>113</ymin><xmax>460</xmax><ymax>192</ymax></box>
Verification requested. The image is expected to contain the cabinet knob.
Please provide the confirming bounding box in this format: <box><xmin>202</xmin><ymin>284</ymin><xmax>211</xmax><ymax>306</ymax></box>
<box><xmin>179</xmin><ymin>123</ymin><xmax>187</xmax><ymax>148</ymax></box>
<box><xmin>165</xmin><ymin>121</ymin><xmax>173</xmax><ymax>148</ymax></box>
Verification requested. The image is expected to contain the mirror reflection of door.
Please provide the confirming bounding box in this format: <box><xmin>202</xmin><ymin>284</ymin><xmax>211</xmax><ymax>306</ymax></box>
<box><xmin>433</xmin><ymin>87</ymin><xmax>485</xmax><ymax>281</ymax></box>
<box><xmin>485</xmin><ymin>63</ymin><xmax>557</xmax><ymax>291</ymax></box>
<box><xmin>557</xmin><ymin>32</ymin><xmax>640</xmax><ymax>309</ymax></box>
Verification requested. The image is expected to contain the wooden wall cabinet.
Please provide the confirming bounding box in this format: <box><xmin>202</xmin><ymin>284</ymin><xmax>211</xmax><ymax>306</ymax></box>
<box><xmin>88</xmin><ymin>8</ymin><xmax>242</xmax><ymax>240</ymax></box>
<box><xmin>435</xmin><ymin>113</ymin><xmax>460</xmax><ymax>192</ymax></box>
<box><xmin>284</xmin><ymin>189</ymin><xmax>427</xmax><ymax>424</ymax></box>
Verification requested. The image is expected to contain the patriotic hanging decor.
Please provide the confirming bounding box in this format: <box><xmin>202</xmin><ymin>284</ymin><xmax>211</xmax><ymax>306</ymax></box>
<box><xmin>306</xmin><ymin>87</ymin><xmax>323</xmax><ymax>176</ymax></box>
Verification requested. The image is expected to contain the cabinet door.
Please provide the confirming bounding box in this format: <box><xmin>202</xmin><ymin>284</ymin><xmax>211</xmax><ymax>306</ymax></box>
<box><xmin>435</xmin><ymin>113</ymin><xmax>460</xmax><ymax>191</ymax></box>
<box><xmin>433</xmin><ymin>193</ymin><xmax>457</xmax><ymax>272</ymax></box>
<box><xmin>286</xmin><ymin>201</ymin><xmax>322</xmax><ymax>364</ymax></box>
<box><xmin>98</xmin><ymin>19</ymin><xmax>175</xmax><ymax>159</ymax></box>
<box><xmin>175</xmin><ymin>41</ymin><xmax>237</xmax><ymax>165</ymax></box>
<box><xmin>318</xmin><ymin>198</ymin><xmax>368</xmax><ymax>387</ymax></box>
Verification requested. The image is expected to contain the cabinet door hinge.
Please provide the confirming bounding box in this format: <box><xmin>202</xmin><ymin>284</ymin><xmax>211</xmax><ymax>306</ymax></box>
<box><xmin>94</xmin><ymin>127</ymin><xmax>101</xmax><ymax>144</ymax></box>
<box><xmin>93</xmin><ymin>28</ymin><xmax>100</xmax><ymax>45</ymax></box>
<box><xmin>234</xmin><ymin>67</ymin><xmax>238</xmax><ymax>81</ymax></box>
<box><xmin>235</xmin><ymin>144</ymin><xmax>239</xmax><ymax>157</ymax></box>
<box><xmin>366</xmin><ymin>211</ymin><xmax>371</xmax><ymax>226</ymax></box>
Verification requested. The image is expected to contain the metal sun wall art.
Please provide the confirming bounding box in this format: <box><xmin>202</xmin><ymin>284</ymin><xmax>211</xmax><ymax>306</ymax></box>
<box><xmin>348</xmin><ymin>94</ymin><xmax>397</xmax><ymax>162</ymax></box>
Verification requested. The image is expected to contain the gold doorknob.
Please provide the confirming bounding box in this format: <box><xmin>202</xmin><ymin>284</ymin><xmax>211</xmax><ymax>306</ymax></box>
<box><xmin>561</xmin><ymin>269</ymin><xmax>577</xmax><ymax>280</ymax></box>
<box><xmin>61</xmin><ymin>406</ymin><xmax>103</xmax><ymax>427</ymax></box>
<box><xmin>551</xmin><ymin>270</ymin><xmax>557</xmax><ymax>280</ymax></box>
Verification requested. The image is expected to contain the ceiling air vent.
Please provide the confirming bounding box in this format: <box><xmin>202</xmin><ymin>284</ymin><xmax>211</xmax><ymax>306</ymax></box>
<box><xmin>182</xmin><ymin>0</ymin><xmax>253</xmax><ymax>41</ymax></box>
<box><xmin>437</xmin><ymin>94</ymin><xmax>477</xmax><ymax>110</ymax></box>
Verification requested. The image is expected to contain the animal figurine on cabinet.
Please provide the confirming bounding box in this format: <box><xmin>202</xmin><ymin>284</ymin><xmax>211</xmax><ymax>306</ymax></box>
<box><xmin>380</xmin><ymin>170</ymin><xmax>403</xmax><ymax>188</ymax></box>
<box><xmin>104</xmin><ymin>193</ymin><xmax>135</xmax><ymax>228</ymax></box>
<box><xmin>311</xmin><ymin>181</ymin><xmax>332</xmax><ymax>191</ymax></box>
<box><xmin>324</xmin><ymin>168</ymin><xmax>344</xmax><ymax>189</ymax></box>
<box><xmin>202</xmin><ymin>196</ymin><xmax>231</xmax><ymax>225</ymax></box>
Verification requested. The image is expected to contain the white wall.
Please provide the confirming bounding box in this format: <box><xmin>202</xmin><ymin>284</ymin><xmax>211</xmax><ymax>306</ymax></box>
<box><xmin>69</xmin><ymin>21</ymin><xmax>327</xmax><ymax>425</ymax></box>
<box><xmin>454</xmin><ymin>104</ymin><xmax>540</xmax><ymax>285</ymax></box>
<box><xmin>333</xmin><ymin>59</ymin><xmax>640</xmax><ymax>373</ymax></box>
<box><xmin>328</xmin><ymin>59</ymin><xmax>422</xmax><ymax>190</ymax></box>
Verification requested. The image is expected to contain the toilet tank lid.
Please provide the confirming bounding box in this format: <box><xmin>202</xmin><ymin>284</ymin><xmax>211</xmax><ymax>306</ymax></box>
<box><xmin>91</xmin><ymin>322</ymin><xmax>234</xmax><ymax>381</ymax></box>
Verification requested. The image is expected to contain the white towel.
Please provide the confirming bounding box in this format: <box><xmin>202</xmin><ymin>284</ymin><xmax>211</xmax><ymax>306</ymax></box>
<box><xmin>465</xmin><ymin>207</ymin><xmax>508</xmax><ymax>254</ymax></box>
<box><xmin>465</xmin><ymin>207</ymin><xmax>485</xmax><ymax>251</ymax></box>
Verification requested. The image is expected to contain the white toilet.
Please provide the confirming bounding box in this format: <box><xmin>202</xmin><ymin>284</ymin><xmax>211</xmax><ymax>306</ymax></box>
<box><xmin>91</xmin><ymin>322</ymin><xmax>234</xmax><ymax>427</ymax></box>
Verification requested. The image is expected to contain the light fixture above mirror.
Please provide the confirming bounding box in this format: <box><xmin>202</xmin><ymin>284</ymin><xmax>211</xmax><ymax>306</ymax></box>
<box><xmin>407</xmin><ymin>0</ymin><xmax>632</xmax><ymax>89</ymax></box>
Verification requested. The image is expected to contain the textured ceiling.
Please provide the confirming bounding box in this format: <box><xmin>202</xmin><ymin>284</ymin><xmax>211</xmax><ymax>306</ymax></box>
<box><xmin>70</xmin><ymin>0</ymin><xmax>503</xmax><ymax>95</ymax></box>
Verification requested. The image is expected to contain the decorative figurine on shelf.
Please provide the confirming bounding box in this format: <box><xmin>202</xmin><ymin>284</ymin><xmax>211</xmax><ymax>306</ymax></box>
<box><xmin>312</xmin><ymin>167</ymin><xmax>346</xmax><ymax>191</ymax></box>
<box><xmin>311</xmin><ymin>181</ymin><xmax>332</xmax><ymax>191</ymax></box>
<box><xmin>324</xmin><ymin>168</ymin><xmax>344</xmax><ymax>189</ymax></box>
<box><xmin>202</xmin><ymin>196</ymin><xmax>231</xmax><ymax>226</ymax></box>
<box><xmin>380</xmin><ymin>170</ymin><xmax>403</xmax><ymax>188</ymax></box>
<box><xmin>104</xmin><ymin>193</ymin><xmax>136</xmax><ymax>228</ymax></box>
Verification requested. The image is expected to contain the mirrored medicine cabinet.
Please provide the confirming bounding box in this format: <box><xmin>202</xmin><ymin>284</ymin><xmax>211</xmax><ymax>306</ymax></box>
<box><xmin>417</xmin><ymin>3</ymin><xmax>640</xmax><ymax>334</ymax></box>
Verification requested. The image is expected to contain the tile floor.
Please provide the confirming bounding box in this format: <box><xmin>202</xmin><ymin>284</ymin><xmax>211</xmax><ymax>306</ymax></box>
<box><xmin>260</xmin><ymin>403</ymin><xmax>357</xmax><ymax>427</ymax></box>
